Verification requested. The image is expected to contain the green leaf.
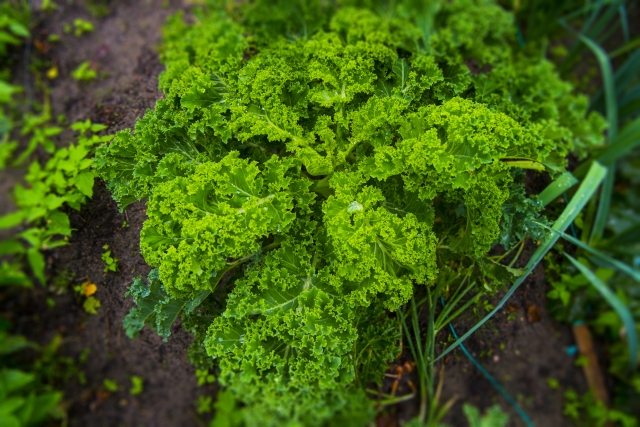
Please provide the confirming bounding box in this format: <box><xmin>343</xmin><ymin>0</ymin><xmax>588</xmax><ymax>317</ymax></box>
<box><xmin>0</xmin><ymin>261</ymin><xmax>31</xmax><ymax>287</ymax></box>
<box><xmin>0</xmin><ymin>332</ymin><xmax>33</xmax><ymax>355</ymax></box>
<box><xmin>129</xmin><ymin>376</ymin><xmax>144</xmax><ymax>395</ymax></box>
<box><xmin>46</xmin><ymin>210</ymin><xmax>71</xmax><ymax>237</ymax></box>
<box><xmin>26</xmin><ymin>248</ymin><xmax>46</xmax><ymax>285</ymax></box>
<box><xmin>83</xmin><ymin>296</ymin><xmax>101</xmax><ymax>314</ymax></box>
<box><xmin>538</xmin><ymin>172</ymin><xmax>579</xmax><ymax>207</ymax></box>
<box><xmin>463</xmin><ymin>404</ymin><xmax>510</xmax><ymax>427</ymax></box>
<box><xmin>0</xmin><ymin>414</ymin><xmax>21</xmax><ymax>427</ymax></box>
<box><xmin>71</xmin><ymin>61</ymin><xmax>97</xmax><ymax>81</ymax></box>
<box><xmin>0</xmin><ymin>397</ymin><xmax>24</xmax><ymax>416</ymax></box>
<box><xmin>209</xmin><ymin>390</ymin><xmax>245</xmax><ymax>427</ymax></box>
<box><xmin>0</xmin><ymin>240</ymin><xmax>25</xmax><ymax>256</ymax></box>
<box><xmin>569</xmin><ymin>33</ymin><xmax>616</xmax><ymax>245</ymax></box>
<box><xmin>28</xmin><ymin>392</ymin><xmax>62</xmax><ymax>424</ymax></box>
<box><xmin>392</xmin><ymin>58</ymin><xmax>411</xmax><ymax>94</ymax></box>
<box><xmin>594</xmin><ymin>117</ymin><xmax>640</xmax><ymax>166</ymax></box>
<box><xmin>123</xmin><ymin>270</ymin><xmax>212</xmax><ymax>339</ymax></box>
<box><xmin>181</xmin><ymin>75</ymin><xmax>228</xmax><ymax>111</ymax></box>
<box><xmin>0</xmin><ymin>211</ymin><xmax>25</xmax><ymax>230</ymax></box>
<box><xmin>0</xmin><ymin>369</ymin><xmax>35</xmax><ymax>393</ymax></box>
<box><xmin>103</xmin><ymin>379</ymin><xmax>118</xmax><ymax>392</ymax></box>
<box><xmin>73</xmin><ymin>171</ymin><xmax>95</xmax><ymax>197</ymax></box>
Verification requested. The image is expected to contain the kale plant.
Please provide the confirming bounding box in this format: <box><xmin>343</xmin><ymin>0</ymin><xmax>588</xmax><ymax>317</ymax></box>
<box><xmin>95</xmin><ymin>0</ymin><xmax>605</xmax><ymax>424</ymax></box>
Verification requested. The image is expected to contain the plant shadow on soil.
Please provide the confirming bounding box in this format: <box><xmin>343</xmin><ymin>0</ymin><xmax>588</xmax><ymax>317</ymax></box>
<box><xmin>0</xmin><ymin>1</ymin><xmax>600</xmax><ymax>426</ymax></box>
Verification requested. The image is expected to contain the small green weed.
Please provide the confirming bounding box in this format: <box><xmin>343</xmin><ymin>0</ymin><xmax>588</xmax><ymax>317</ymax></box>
<box><xmin>129</xmin><ymin>375</ymin><xmax>144</xmax><ymax>395</ymax></box>
<box><xmin>101</xmin><ymin>244</ymin><xmax>118</xmax><ymax>272</ymax></box>
<box><xmin>195</xmin><ymin>369</ymin><xmax>215</xmax><ymax>386</ymax></box>
<box><xmin>196</xmin><ymin>395</ymin><xmax>212</xmax><ymax>414</ymax></box>
<box><xmin>64</xmin><ymin>18</ymin><xmax>94</xmax><ymax>37</ymax></box>
<box><xmin>103</xmin><ymin>378</ymin><xmax>118</xmax><ymax>392</ymax></box>
<box><xmin>71</xmin><ymin>61</ymin><xmax>97</xmax><ymax>81</ymax></box>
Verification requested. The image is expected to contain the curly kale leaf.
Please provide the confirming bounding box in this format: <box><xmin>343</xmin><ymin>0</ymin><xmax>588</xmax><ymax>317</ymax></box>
<box><xmin>93</xmin><ymin>0</ymin><xmax>607</xmax><ymax>424</ymax></box>
<box><xmin>498</xmin><ymin>178</ymin><xmax>550</xmax><ymax>250</ymax></box>
<box><xmin>123</xmin><ymin>269</ymin><xmax>210</xmax><ymax>339</ymax></box>
<box><xmin>324</xmin><ymin>172</ymin><xmax>437</xmax><ymax>309</ymax></box>
<box><xmin>205</xmin><ymin>241</ymin><xmax>397</xmax><ymax>426</ymax></box>
<box><xmin>141</xmin><ymin>152</ymin><xmax>301</xmax><ymax>298</ymax></box>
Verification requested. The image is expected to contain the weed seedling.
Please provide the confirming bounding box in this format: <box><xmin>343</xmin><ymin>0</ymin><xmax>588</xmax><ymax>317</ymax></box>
<box><xmin>71</xmin><ymin>61</ymin><xmax>97</xmax><ymax>81</ymax></box>
<box><xmin>103</xmin><ymin>378</ymin><xmax>118</xmax><ymax>392</ymax></box>
<box><xmin>102</xmin><ymin>244</ymin><xmax>118</xmax><ymax>272</ymax></box>
<box><xmin>129</xmin><ymin>375</ymin><xmax>144</xmax><ymax>395</ymax></box>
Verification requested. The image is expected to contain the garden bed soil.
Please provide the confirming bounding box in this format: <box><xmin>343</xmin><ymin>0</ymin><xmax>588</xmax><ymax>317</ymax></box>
<box><xmin>1</xmin><ymin>1</ymin><xmax>602</xmax><ymax>426</ymax></box>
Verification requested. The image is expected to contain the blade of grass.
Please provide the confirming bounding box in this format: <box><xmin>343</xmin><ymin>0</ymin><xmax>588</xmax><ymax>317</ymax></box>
<box><xmin>571</xmin><ymin>31</ymin><xmax>618</xmax><ymax>138</ymax></box>
<box><xmin>620</xmin><ymin>91</ymin><xmax>640</xmax><ymax>120</ymax></box>
<box><xmin>604</xmin><ymin>222</ymin><xmax>640</xmax><ymax>247</ymax></box>
<box><xmin>436</xmin><ymin>162</ymin><xmax>608</xmax><ymax>362</ymax></box>
<box><xmin>591</xmin><ymin>49</ymin><xmax>640</xmax><ymax>115</ymax></box>
<box><xmin>613</xmin><ymin>45</ymin><xmax>640</xmax><ymax>94</ymax></box>
<box><xmin>618</xmin><ymin>3</ymin><xmax>630</xmax><ymax>43</ymax></box>
<box><xmin>610</xmin><ymin>37</ymin><xmax>640</xmax><ymax>59</ymax></box>
<box><xmin>595</xmin><ymin>117</ymin><xmax>640</xmax><ymax>166</ymax></box>
<box><xmin>573</xmin><ymin>117</ymin><xmax>640</xmax><ymax>179</ymax></box>
<box><xmin>568</xmin><ymin>32</ymin><xmax>617</xmax><ymax>244</ymax></box>
<box><xmin>559</xmin><ymin>0</ymin><xmax>623</xmax><ymax>74</ymax></box>
<box><xmin>586</xmin><ymin>1</ymin><xmax>624</xmax><ymax>43</ymax></box>
<box><xmin>538</xmin><ymin>223</ymin><xmax>640</xmax><ymax>282</ymax></box>
<box><xmin>538</xmin><ymin>172</ymin><xmax>579</xmax><ymax>207</ymax></box>
<box><xmin>400</xmin><ymin>305</ymin><xmax>422</xmax><ymax>368</ymax></box>
<box><xmin>590</xmin><ymin>170</ymin><xmax>615</xmax><ymax>244</ymax></box>
<box><xmin>565</xmin><ymin>253</ymin><xmax>637</xmax><ymax>370</ymax></box>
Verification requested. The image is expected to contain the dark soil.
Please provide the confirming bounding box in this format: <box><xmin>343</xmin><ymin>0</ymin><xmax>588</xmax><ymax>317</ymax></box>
<box><xmin>0</xmin><ymin>1</ymin><xmax>605</xmax><ymax>426</ymax></box>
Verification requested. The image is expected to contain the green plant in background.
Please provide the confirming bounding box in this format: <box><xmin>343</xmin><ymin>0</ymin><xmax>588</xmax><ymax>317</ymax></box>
<box><xmin>563</xmin><ymin>389</ymin><xmax>638</xmax><ymax>427</ymax></box>
<box><xmin>0</xmin><ymin>120</ymin><xmax>111</xmax><ymax>286</ymax></box>
<box><xmin>93</xmin><ymin>0</ymin><xmax>629</xmax><ymax>425</ymax></box>
<box><xmin>12</xmin><ymin>104</ymin><xmax>63</xmax><ymax>165</ymax></box>
<box><xmin>72</xmin><ymin>18</ymin><xmax>93</xmax><ymax>36</ymax></box>
<box><xmin>0</xmin><ymin>327</ymin><xmax>65</xmax><ymax>427</ymax></box>
<box><xmin>462</xmin><ymin>404</ymin><xmax>510</xmax><ymax>427</ymax></box>
<box><xmin>71</xmin><ymin>61</ymin><xmax>97</xmax><ymax>81</ymax></box>
<box><xmin>0</xmin><ymin>3</ymin><xmax>110</xmax><ymax>427</ymax></box>
<box><xmin>0</xmin><ymin>1</ymin><xmax>30</xmax><ymax>166</ymax></box>
<box><xmin>41</xmin><ymin>0</ymin><xmax>57</xmax><ymax>13</ymax></box>
<box><xmin>197</xmin><ymin>395</ymin><xmax>213</xmax><ymax>414</ymax></box>
<box><xmin>196</xmin><ymin>368</ymin><xmax>215</xmax><ymax>386</ymax></box>
<box><xmin>101</xmin><ymin>244</ymin><xmax>118</xmax><ymax>273</ymax></box>
<box><xmin>64</xmin><ymin>18</ymin><xmax>94</xmax><ymax>37</ymax></box>
<box><xmin>129</xmin><ymin>375</ymin><xmax>144</xmax><ymax>395</ymax></box>
<box><xmin>102</xmin><ymin>378</ymin><xmax>118</xmax><ymax>392</ymax></box>
<box><xmin>209</xmin><ymin>390</ymin><xmax>244</xmax><ymax>427</ymax></box>
<box><xmin>33</xmin><ymin>337</ymin><xmax>90</xmax><ymax>387</ymax></box>
<box><xmin>83</xmin><ymin>295</ymin><xmax>101</xmax><ymax>314</ymax></box>
<box><xmin>0</xmin><ymin>3</ymin><xmax>29</xmax><ymax>56</ymax></box>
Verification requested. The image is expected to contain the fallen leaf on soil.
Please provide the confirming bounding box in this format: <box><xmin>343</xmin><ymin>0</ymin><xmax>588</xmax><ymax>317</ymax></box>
<box><xmin>526</xmin><ymin>304</ymin><xmax>542</xmax><ymax>323</ymax></box>
<box><xmin>507</xmin><ymin>303</ymin><xmax>518</xmax><ymax>313</ymax></box>
<box><xmin>82</xmin><ymin>280</ymin><xmax>97</xmax><ymax>296</ymax></box>
<box><xmin>34</xmin><ymin>39</ymin><xmax>50</xmax><ymax>53</ymax></box>
<box><xmin>46</xmin><ymin>65</ymin><xmax>58</xmax><ymax>80</ymax></box>
<box><xmin>90</xmin><ymin>389</ymin><xmax>111</xmax><ymax>412</ymax></box>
